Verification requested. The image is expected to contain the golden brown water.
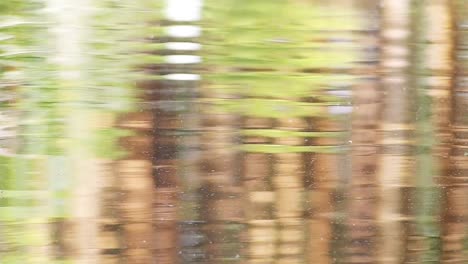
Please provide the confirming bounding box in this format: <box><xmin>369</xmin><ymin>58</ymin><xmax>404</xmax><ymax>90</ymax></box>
<box><xmin>0</xmin><ymin>0</ymin><xmax>467</xmax><ymax>263</ymax></box>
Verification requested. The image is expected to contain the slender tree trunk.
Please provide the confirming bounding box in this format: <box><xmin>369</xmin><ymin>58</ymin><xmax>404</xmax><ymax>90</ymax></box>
<box><xmin>158</xmin><ymin>4</ymin><xmax>207</xmax><ymax>262</ymax></box>
<box><xmin>117</xmin><ymin>109</ymin><xmax>155</xmax><ymax>263</ymax></box>
<box><xmin>116</xmin><ymin>3</ymin><xmax>166</xmax><ymax>263</ymax></box>
<box><xmin>377</xmin><ymin>1</ymin><xmax>416</xmax><ymax>263</ymax></box>
<box><xmin>46</xmin><ymin>0</ymin><xmax>102</xmax><ymax>262</ymax></box>
<box><xmin>151</xmin><ymin>65</ymin><xmax>181</xmax><ymax>263</ymax></box>
<box><xmin>176</xmin><ymin>60</ymin><xmax>206</xmax><ymax>262</ymax></box>
<box><xmin>405</xmin><ymin>0</ymin><xmax>430</xmax><ymax>261</ymax></box>
<box><xmin>199</xmin><ymin>100</ymin><xmax>243</xmax><ymax>263</ymax></box>
<box><xmin>440</xmin><ymin>1</ymin><xmax>468</xmax><ymax>262</ymax></box>
<box><xmin>305</xmin><ymin>2</ymin><xmax>357</xmax><ymax>262</ymax></box>
<box><xmin>307</xmin><ymin>116</ymin><xmax>349</xmax><ymax>263</ymax></box>
<box><xmin>273</xmin><ymin>118</ymin><xmax>307</xmax><ymax>264</ymax></box>
<box><xmin>345</xmin><ymin>2</ymin><xmax>380</xmax><ymax>263</ymax></box>
<box><xmin>96</xmin><ymin>157</ymin><xmax>124</xmax><ymax>263</ymax></box>
<box><xmin>407</xmin><ymin>0</ymin><xmax>454</xmax><ymax>262</ymax></box>
<box><xmin>346</xmin><ymin>78</ymin><xmax>380</xmax><ymax>264</ymax></box>
<box><xmin>241</xmin><ymin>117</ymin><xmax>277</xmax><ymax>264</ymax></box>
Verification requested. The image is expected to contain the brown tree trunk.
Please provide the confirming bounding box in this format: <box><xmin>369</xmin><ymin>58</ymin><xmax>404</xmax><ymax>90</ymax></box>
<box><xmin>440</xmin><ymin>1</ymin><xmax>468</xmax><ymax>262</ymax></box>
<box><xmin>307</xmin><ymin>117</ymin><xmax>349</xmax><ymax>264</ymax></box>
<box><xmin>408</xmin><ymin>0</ymin><xmax>454</xmax><ymax>262</ymax></box>
<box><xmin>346</xmin><ymin>77</ymin><xmax>380</xmax><ymax>264</ymax></box>
<box><xmin>117</xmin><ymin>15</ymin><xmax>165</xmax><ymax>264</ymax></box>
<box><xmin>97</xmin><ymin>157</ymin><xmax>125</xmax><ymax>264</ymax></box>
<box><xmin>241</xmin><ymin>117</ymin><xmax>277</xmax><ymax>264</ymax></box>
<box><xmin>176</xmin><ymin>42</ymin><xmax>206</xmax><ymax>264</ymax></box>
<box><xmin>199</xmin><ymin>91</ymin><xmax>244</xmax><ymax>264</ymax></box>
<box><xmin>152</xmin><ymin>84</ymin><xmax>181</xmax><ymax>264</ymax></box>
<box><xmin>274</xmin><ymin>118</ymin><xmax>307</xmax><ymax>264</ymax></box>
<box><xmin>345</xmin><ymin>2</ymin><xmax>380</xmax><ymax>263</ymax></box>
<box><xmin>117</xmin><ymin>110</ymin><xmax>155</xmax><ymax>263</ymax></box>
<box><xmin>305</xmin><ymin>1</ymin><xmax>358</xmax><ymax>262</ymax></box>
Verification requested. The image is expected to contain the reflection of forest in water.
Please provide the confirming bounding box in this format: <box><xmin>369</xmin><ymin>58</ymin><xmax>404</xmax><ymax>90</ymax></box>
<box><xmin>0</xmin><ymin>0</ymin><xmax>467</xmax><ymax>263</ymax></box>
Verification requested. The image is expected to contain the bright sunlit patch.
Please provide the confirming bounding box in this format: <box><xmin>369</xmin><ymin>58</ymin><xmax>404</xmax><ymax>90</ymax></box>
<box><xmin>328</xmin><ymin>105</ymin><xmax>352</xmax><ymax>115</ymax></box>
<box><xmin>165</xmin><ymin>55</ymin><xmax>201</xmax><ymax>64</ymax></box>
<box><xmin>327</xmin><ymin>90</ymin><xmax>352</xmax><ymax>97</ymax></box>
<box><xmin>166</xmin><ymin>25</ymin><xmax>201</xmax><ymax>38</ymax></box>
<box><xmin>164</xmin><ymin>73</ymin><xmax>200</xmax><ymax>81</ymax></box>
<box><xmin>165</xmin><ymin>0</ymin><xmax>202</xmax><ymax>21</ymax></box>
<box><xmin>165</xmin><ymin>42</ymin><xmax>201</xmax><ymax>51</ymax></box>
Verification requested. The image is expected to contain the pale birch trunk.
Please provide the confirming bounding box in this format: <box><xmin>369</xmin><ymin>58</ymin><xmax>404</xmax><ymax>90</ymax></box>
<box><xmin>377</xmin><ymin>1</ymin><xmax>415</xmax><ymax>263</ymax></box>
<box><xmin>46</xmin><ymin>0</ymin><xmax>99</xmax><ymax>262</ymax></box>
